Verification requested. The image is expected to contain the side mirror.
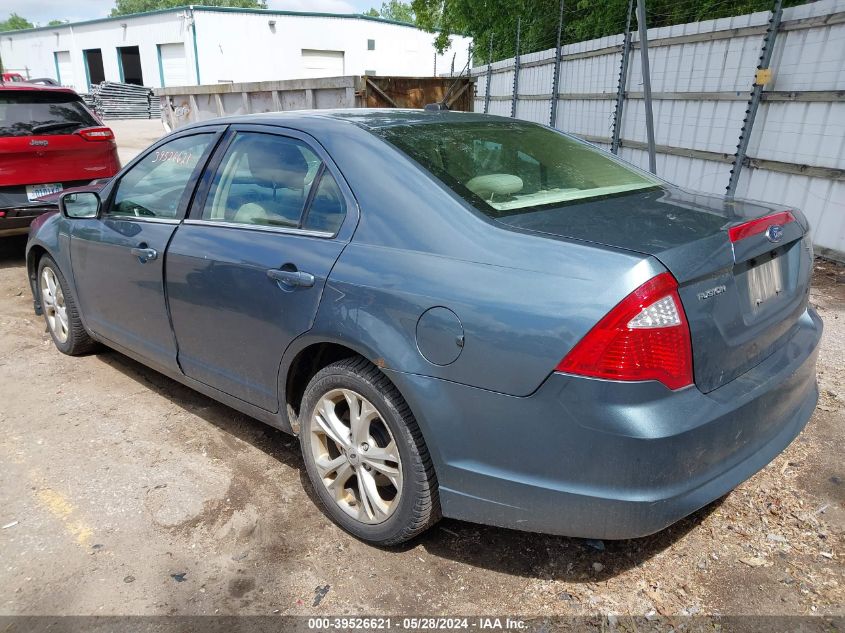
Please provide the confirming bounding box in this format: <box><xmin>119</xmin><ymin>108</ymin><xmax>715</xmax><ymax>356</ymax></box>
<box><xmin>59</xmin><ymin>191</ymin><xmax>100</xmax><ymax>219</ymax></box>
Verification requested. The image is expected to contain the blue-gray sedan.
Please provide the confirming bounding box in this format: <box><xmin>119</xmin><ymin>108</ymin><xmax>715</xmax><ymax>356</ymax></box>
<box><xmin>25</xmin><ymin>110</ymin><xmax>822</xmax><ymax>545</ymax></box>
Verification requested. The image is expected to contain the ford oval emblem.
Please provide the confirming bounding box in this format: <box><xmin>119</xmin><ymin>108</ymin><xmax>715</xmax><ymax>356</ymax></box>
<box><xmin>766</xmin><ymin>224</ymin><xmax>784</xmax><ymax>243</ymax></box>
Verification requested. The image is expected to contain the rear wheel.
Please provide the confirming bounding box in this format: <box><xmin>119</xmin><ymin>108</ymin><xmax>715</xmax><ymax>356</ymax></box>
<box><xmin>299</xmin><ymin>357</ymin><xmax>439</xmax><ymax>545</ymax></box>
<box><xmin>37</xmin><ymin>255</ymin><xmax>97</xmax><ymax>355</ymax></box>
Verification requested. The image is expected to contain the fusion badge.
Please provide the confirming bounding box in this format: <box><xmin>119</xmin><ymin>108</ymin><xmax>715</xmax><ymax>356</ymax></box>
<box><xmin>698</xmin><ymin>285</ymin><xmax>727</xmax><ymax>301</ymax></box>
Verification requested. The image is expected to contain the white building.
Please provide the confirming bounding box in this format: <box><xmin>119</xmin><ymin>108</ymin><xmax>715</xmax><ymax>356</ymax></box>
<box><xmin>0</xmin><ymin>6</ymin><xmax>472</xmax><ymax>93</ymax></box>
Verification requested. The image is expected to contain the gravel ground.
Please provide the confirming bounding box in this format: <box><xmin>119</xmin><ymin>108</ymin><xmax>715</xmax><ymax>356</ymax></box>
<box><xmin>0</xmin><ymin>232</ymin><xmax>841</xmax><ymax>618</ymax></box>
<box><xmin>106</xmin><ymin>119</ymin><xmax>167</xmax><ymax>165</ymax></box>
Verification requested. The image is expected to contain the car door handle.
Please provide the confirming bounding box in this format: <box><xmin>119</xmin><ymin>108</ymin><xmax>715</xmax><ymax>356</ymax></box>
<box><xmin>130</xmin><ymin>247</ymin><xmax>158</xmax><ymax>262</ymax></box>
<box><xmin>267</xmin><ymin>268</ymin><xmax>315</xmax><ymax>288</ymax></box>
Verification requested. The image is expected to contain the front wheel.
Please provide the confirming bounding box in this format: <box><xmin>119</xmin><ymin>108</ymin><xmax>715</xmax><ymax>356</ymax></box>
<box><xmin>299</xmin><ymin>357</ymin><xmax>440</xmax><ymax>545</ymax></box>
<box><xmin>37</xmin><ymin>255</ymin><xmax>97</xmax><ymax>355</ymax></box>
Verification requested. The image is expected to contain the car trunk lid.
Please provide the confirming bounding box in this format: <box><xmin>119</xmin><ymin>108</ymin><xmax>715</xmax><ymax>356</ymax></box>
<box><xmin>498</xmin><ymin>186</ymin><xmax>813</xmax><ymax>392</ymax></box>
<box><xmin>0</xmin><ymin>133</ymin><xmax>119</xmax><ymax>188</ymax></box>
<box><xmin>0</xmin><ymin>89</ymin><xmax>119</xmax><ymax>189</ymax></box>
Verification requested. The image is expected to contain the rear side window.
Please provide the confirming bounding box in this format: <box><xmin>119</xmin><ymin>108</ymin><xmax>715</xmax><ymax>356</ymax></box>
<box><xmin>375</xmin><ymin>120</ymin><xmax>659</xmax><ymax>217</ymax></box>
<box><xmin>0</xmin><ymin>91</ymin><xmax>98</xmax><ymax>137</ymax></box>
<box><xmin>201</xmin><ymin>131</ymin><xmax>347</xmax><ymax>234</ymax></box>
<box><xmin>303</xmin><ymin>169</ymin><xmax>346</xmax><ymax>234</ymax></box>
<box><xmin>202</xmin><ymin>132</ymin><xmax>319</xmax><ymax>228</ymax></box>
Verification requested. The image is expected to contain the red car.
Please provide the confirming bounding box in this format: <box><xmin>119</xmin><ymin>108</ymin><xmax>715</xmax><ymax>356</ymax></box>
<box><xmin>0</xmin><ymin>83</ymin><xmax>120</xmax><ymax>236</ymax></box>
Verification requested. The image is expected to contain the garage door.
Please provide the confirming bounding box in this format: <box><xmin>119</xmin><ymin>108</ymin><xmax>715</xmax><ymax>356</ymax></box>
<box><xmin>54</xmin><ymin>51</ymin><xmax>74</xmax><ymax>88</ymax></box>
<box><xmin>301</xmin><ymin>49</ymin><xmax>344</xmax><ymax>78</ymax></box>
<box><xmin>159</xmin><ymin>43</ymin><xmax>188</xmax><ymax>87</ymax></box>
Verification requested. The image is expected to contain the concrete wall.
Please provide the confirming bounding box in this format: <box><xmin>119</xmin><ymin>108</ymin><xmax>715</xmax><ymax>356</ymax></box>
<box><xmin>193</xmin><ymin>10</ymin><xmax>471</xmax><ymax>84</ymax></box>
<box><xmin>0</xmin><ymin>7</ymin><xmax>472</xmax><ymax>92</ymax></box>
<box><xmin>471</xmin><ymin>0</ymin><xmax>845</xmax><ymax>258</ymax></box>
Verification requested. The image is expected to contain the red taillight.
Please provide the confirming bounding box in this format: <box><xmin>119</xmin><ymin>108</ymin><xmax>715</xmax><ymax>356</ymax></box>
<box><xmin>556</xmin><ymin>272</ymin><xmax>693</xmax><ymax>391</ymax></box>
<box><xmin>77</xmin><ymin>127</ymin><xmax>115</xmax><ymax>142</ymax></box>
<box><xmin>728</xmin><ymin>211</ymin><xmax>795</xmax><ymax>243</ymax></box>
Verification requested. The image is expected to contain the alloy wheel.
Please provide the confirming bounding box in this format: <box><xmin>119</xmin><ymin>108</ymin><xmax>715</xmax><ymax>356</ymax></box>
<box><xmin>41</xmin><ymin>267</ymin><xmax>69</xmax><ymax>343</ymax></box>
<box><xmin>309</xmin><ymin>388</ymin><xmax>403</xmax><ymax>524</ymax></box>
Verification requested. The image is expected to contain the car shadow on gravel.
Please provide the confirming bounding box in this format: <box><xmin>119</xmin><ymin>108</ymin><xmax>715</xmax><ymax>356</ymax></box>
<box><xmin>412</xmin><ymin>502</ymin><xmax>723</xmax><ymax>582</ymax></box>
<box><xmin>94</xmin><ymin>348</ymin><xmax>724</xmax><ymax>583</ymax></box>
<box><xmin>0</xmin><ymin>235</ymin><xmax>27</xmax><ymax>269</ymax></box>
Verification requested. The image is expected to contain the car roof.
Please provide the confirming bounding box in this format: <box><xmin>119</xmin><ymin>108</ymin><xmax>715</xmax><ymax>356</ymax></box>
<box><xmin>0</xmin><ymin>82</ymin><xmax>79</xmax><ymax>95</ymax></box>
<box><xmin>180</xmin><ymin>108</ymin><xmax>517</xmax><ymax>133</ymax></box>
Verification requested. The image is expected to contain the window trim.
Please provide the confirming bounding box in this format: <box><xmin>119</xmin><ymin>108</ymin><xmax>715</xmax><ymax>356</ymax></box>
<box><xmin>188</xmin><ymin>124</ymin><xmax>357</xmax><ymax>240</ymax></box>
<box><xmin>101</xmin><ymin>126</ymin><xmax>227</xmax><ymax>223</ymax></box>
<box><xmin>182</xmin><ymin>218</ymin><xmax>334</xmax><ymax>239</ymax></box>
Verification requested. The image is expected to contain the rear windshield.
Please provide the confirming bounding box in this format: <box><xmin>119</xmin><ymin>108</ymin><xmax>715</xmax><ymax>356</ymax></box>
<box><xmin>374</xmin><ymin>120</ymin><xmax>659</xmax><ymax>217</ymax></box>
<box><xmin>0</xmin><ymin>92</ymin><xmax>98</xmax><ymax>137</ymax></box>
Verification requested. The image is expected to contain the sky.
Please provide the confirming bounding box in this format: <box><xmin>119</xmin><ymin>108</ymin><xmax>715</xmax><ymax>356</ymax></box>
<box><xmin>3</xmin><ymin>0</ymin><xmax>379</xmax><ymax>26</ymax></box>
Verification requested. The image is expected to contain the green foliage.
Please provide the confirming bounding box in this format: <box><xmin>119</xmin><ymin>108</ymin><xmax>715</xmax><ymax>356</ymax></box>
<box><xmin>366</xmin><ymin>1</ymin><xmax>416</xmax><ymax>23</ymax></box>
<box><xmin>110</xmin><ymin>0</ymin><xmax>267</xmax><ymax>17</ymax></box>
<box><xmin>412</xmin><ymin>0</ymin><xmax>805</xmax><ymax>60</ymax></box>
<box><xmin>47</xmin><ymin>20</ymin><xmax>67</xmax><ymax>26</ymax></box>
<box><xmin>0</xmin><ymin>13</ymin><xmax>34</xmax><ymax>32</ymax></box>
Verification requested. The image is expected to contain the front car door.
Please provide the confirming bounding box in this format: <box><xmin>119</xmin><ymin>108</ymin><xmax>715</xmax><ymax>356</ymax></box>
<box><xmin>69</xmin><ymin>128</ymin><xmax>223</xmax><ymax>372</ymax></box>
<box><xmin>165</xmin><ymin>125</ymin><xmax>356</xmax><ymax>411</ymax></box>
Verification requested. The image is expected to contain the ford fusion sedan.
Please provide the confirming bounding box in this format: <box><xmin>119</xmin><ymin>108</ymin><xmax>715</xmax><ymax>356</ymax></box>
<box><xmin>1</xmin><ymin>83</ymin><xmax>119</xmax><ymax>236</ymax></box>
<box><xmin>26</xmin><ymin>110</ymin><xmax>821</xmax><ymax>545</ymax></box>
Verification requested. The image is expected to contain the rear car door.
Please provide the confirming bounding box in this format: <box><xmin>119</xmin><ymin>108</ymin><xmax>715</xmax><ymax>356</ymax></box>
<box><xmin>166</xmin><ymin>125</ymin><xmax>355</xmax><ymax>412</ymax></box>
<box><xmin>69</xmin><ymin>128</ymin><xmax>223</xmax><ymax>372</ymax></box>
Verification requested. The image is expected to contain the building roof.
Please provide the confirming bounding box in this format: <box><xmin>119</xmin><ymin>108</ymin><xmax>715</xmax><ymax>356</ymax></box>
<box><xmin>0</xmin><ymin>5</ymin><xmax>419</xmax><ymax>37</ymax></box>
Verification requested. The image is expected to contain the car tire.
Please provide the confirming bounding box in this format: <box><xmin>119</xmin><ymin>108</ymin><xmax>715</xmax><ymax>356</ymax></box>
<box><xmin>37</xmin><ymin>255</ymin><xmax>97</xmax><ymax>356</ymax></box>
<box><xmin>299</xmin><ymin>356</ymin><xmax>440</xmax><ymax>545</ymax></box>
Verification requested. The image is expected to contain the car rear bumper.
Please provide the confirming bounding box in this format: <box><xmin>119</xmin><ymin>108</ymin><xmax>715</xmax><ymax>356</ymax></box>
<box><xmin>386</xmin><ymin>307</ymin><xmax>822</xmax><ymax>539</ymax></box>
<box><xmin>0</xmin><ymin>206</ymin><xmax>55</xmax><ymax>237</ymax></box>
<box><xmin>0</xmin><ymin>181</ymin><xmax>91</xmax><ymax>209</ymax></box>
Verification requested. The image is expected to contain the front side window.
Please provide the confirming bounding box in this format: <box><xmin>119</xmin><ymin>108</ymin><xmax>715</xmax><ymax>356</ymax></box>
<box><xmin>109</xmin><ymin>134</ymin><xmax>213</xmax><ymax>219</ymax></box>
<box><xmin>374</xmin><ymin>120</ymin><xmax>659</xmax><ymax>216</ymax></box>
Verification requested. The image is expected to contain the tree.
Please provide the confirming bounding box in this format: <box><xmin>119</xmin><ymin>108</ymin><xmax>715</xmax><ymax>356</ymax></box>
<box><xmin>412</xmin><ymin>0</ymin><xmax>805</xmax><ymax>59</ymax></box>
<box><xmin>0</xmin><ymin>13</ymin><xmax>34</xmax><ymax>32</ymax></box>
<box><xmin>110</xmin><ymin>0</ymin><xmax>266</xmax><ymax>17</ymax></box>
<box><xmin>47</xmin><ymin>20</ymin><xmax>67</xmax><ymax>26</ymax></box>
<box><xmin>370</xmin><ymin>0</ymin><xmax>416</xmax><ymax>23</ymax></box>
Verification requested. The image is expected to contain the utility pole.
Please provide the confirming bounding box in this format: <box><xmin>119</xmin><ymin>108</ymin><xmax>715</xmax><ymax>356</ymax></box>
<box><xmin>549</xmin><ymin>0</ymin><xmax>565</xmax><ymax>127</ymax></box>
